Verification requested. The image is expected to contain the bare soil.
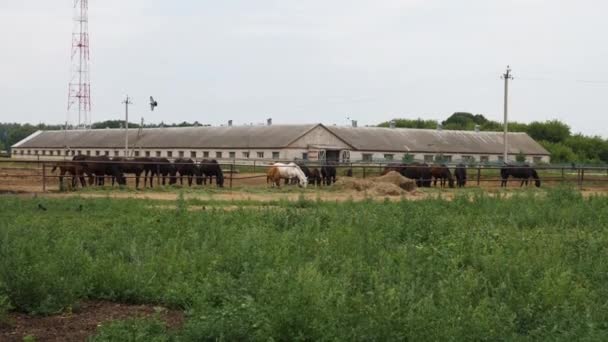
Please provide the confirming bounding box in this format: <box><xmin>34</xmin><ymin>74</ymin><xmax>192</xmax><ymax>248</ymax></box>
<box><xmin>0</xmin><ymin>301</ymin><xmax>184</xmax><ymax>342</ymax></box>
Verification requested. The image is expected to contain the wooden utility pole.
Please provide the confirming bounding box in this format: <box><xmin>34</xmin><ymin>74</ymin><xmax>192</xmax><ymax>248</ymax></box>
<box><xmin>502</xmin><ymin>66</ymin><xmax>513</xmax><ymax>163</ymax></box>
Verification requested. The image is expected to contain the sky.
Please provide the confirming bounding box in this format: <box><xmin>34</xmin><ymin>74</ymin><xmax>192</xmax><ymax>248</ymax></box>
<box><xmin>0</xmin><ymin>0</ymin><xmax>607</xmax><ymax>136</ymax></box>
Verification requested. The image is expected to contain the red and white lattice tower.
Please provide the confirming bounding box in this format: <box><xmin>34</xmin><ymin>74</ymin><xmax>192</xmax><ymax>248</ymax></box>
<box><xmin>67</xmin><ymin>0</ymin><xmax>91</xmax><ymax>129</ymax></box>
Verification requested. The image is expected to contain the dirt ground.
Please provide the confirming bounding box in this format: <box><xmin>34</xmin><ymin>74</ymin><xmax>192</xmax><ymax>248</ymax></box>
<box><xmin>0</xmin><ymin>301</ymin><xmax>184</xmax><ymax>342</ymax></box>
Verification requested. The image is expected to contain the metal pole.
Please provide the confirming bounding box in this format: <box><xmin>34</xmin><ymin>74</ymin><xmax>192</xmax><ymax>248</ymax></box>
<box><xmin>123</xmin><ymin>96</ymin><xmax>132</xmax><ymax>157</ymax></box>
<box><xmin>42</xmin><ymin>162</ymin><xmax>46</xmax><ymax>192</ymax></box>
<box><xmin>477</xmin><ymin>166</ymin><xmax>481</xmax><ymax>186</ymax></box>
<box><xmin>230</xmin><ymin>163</ymin><xmax>234</xmax><ymax>189</ymax></box>
<box><xmin>502</xmin><ymin>66</ymin><xmax>513</xmax><ymax>162</ymax></box>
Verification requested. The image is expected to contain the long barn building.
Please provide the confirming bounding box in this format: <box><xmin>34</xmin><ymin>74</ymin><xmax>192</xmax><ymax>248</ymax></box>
<box><xmin>11</xmin><ymin>123</ymin><xmax>550</xmax><ymax>164</ymax></box>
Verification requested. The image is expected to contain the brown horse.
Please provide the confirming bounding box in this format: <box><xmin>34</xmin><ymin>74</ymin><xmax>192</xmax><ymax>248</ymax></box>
<box><xmin>309</xmin><ymin>168</ymin><xmax>322</xmax><ymax>186</ymax></box>
<box><xmin>266</xmin><ymin>166</ymin><xmax>282</xmax><ymax>187</ymax></box>
<box><xmin>430</xmin><ymin>165</ymin><xmax>455</xmax><ymax>188</ymax></box>
<box><xmin>51</xmin><ymin>162</ymin><xmax>87</xmax><ymax>189</ymax></box>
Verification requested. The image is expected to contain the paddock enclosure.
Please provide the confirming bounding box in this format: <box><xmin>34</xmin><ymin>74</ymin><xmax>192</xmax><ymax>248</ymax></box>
<box><xmin>1</xmin><ymin>158</ymin><xmax>608</xmax><ymax>195</ymax></box>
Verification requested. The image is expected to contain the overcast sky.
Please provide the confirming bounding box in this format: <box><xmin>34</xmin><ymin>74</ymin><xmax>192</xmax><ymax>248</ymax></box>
<box><xmin>1</xmin><ymin>0</ymin><xmax>607</xmax><ymax>136</ymax></box>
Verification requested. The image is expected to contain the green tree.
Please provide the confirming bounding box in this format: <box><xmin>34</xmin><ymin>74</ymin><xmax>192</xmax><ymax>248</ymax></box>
<box><xmin>526</xmin><ymin>120</ymin><xmax>571</xmax><ymax>143</ymax></box>
<box><xmin>378</xmin><ymin>118</ymin><xmax>437</xmax><ymax>129</ymax></box>
<box><xmin>540</xmin><ymin>141</ymin><xmax>576</xmax><ymax>164</ymax></box>
<box><xmin>516</xmin><ymin>151</ymin><xmax>527</xmax><ymax>163</ymax></box>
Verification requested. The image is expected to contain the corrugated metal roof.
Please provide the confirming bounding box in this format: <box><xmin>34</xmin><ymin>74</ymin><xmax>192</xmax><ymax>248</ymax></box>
<box><xmin>13</xmin><ymin>124</ymin><xmax>550</xmax><ymax>155</ymax></box>
<box><xmin>13</xmin><ymin>125</ymin><xmax>319</xmax><ymax>149</ymax></box>
<box><xmin>326</xmin><ymin>126</ymin><xmax>550</xmax><ymax>155</ymax></box>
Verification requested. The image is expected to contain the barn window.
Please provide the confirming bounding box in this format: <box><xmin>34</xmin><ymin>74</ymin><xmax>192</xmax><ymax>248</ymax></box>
<box><xmin>43</xmin><ymin>150</ymin><xmax>47</xmax><ymax>155</ymax></box>
<box><xmin>179</xmin><ymin>151</ymin><xmax>184</xmax><ymax>158</ymax></box>
<box><xmin>272</xmin><ymin>152</ymin><xmax>280</xmax><ymax>160</ymax></box>
<box><xmin>216</xmin><ymin>152</ymin><xmax>223</xmax><ymax>159</ymax></box>
<box><xmin>34</xmin><ymin>150</ymin><xmax>39</xmax><ymax>155</ymax></box>
<box><xmin>134</xmin><ymin>151</ymin><xmax>140</xmax><ymax>157</ymax></box>
<box><xmin>424</xmin><ymin>155</ymin><xmax>434</xmax><ymax>162</ymax></box>
<box><xmin>362</xmin><ymin>153</ymin><xmax>373</xmax><ymax>162</ymax></box>
<box><xmin>229</xmin><ymin>152</ymin><xmax>236</xmax><ymax>159</ymax></box>
<box><xmin>242</xmin><ymin>152</ymin><xmax>250</xmax><ymax>158</ymax></box>
<box><xmin>104</xmin><ymin>151</ymin><xmax>110</xmax><ymax>156</ymax></box>
<box><xmin>498</xmin><ymin>156</ymin><xmax>505</xmax><ymax>162</ymax></box>
<box><xmin>533</xmin><ymin>156</ymin><xmax>542</xmax><ymax>164</ymax></box>
<box><xmin>190</xmin><ymin>151</ymin><xmax>196</xmax><ymax>158</ymax></box>
<box><xmin>443</xmin><ymin>155</ymin><xmax>452</xmax><ymax>162</ymax></box>
<box><xmin>57</xmin><ymin>150</ymin><xmax>61</xmax><ymax>156</ymax></box>
<box><xmin>462</xmin><ymin>155</ymin><xmax>474</xmax><ymax>163</ymax></box>
<box><xmin>86</xmin><ymin>151</ymin><xmax>91</xmax><ymax>156</ymax></box>
<box><xmin>257</xmin><ymin>152</ymin><xmax>264</xmax><ymax>158</ymax></box>
<box><xmin>302</xmin><ymin>153</ymin><xmax>308</xmax><ymax>160</ymax></box>
<box><xmin>114</xmin><ymin>150</ymin><xmax>120</xmax><ymax>157</ymax></box>
<box><xmin>77</xmin><ymin>150</ymin><xmax>82</xmax><ymax>155</ymax></box>
<box><xmin>145</xmin><ymin>151</ymin><xmax>151</xmax><ymax>157</ymax></box>
<box><xmin>71</xmin><ymin>151</ymin><xmax>75</xmax><ymax>156</ymax></box>
<box><xmin>203</xmin><ymin>151</ymin><xmax>209</xmax><ymax>158</ymax></box>
<box><xmin>95</xmin><ymin>151</ymin><xmax>100</xmax><ymax>156</ymax></box>
<box><xmin>480</xmin><ymin>156</ymin><xmax>489</xmax><ymax>163</ymax></box>
<box><xmin>20</xmin><ymin>150</ymin><xmax>24</xmax><ymax>155</ymax></box>
<box><xmin>49</xmin><ymin>151</ymin><xmax>54</xmax><ymax>156</ymax></box>
<box><xmin>156</xmin><ymin>151</ymin><xmax>161</xmax><ymax>157</ymax></box>
<box><xmin>65</xmin><ymin>150</ymin><xmax>70</xmax><ymax>156</ymax></box>
<box><xmin>384</xmin><ymin>154</ymin><xmax>394</xmax><ymax>161</ymax></box>
<box><xmin>27</xmin><ymin>150</ymin><xmax>31</xmax><ymax>155</ymax></box>
<box><xmin>167</xmin><ymin>151</ymin><xmax>173</xmax><ymax>158</ymax></box>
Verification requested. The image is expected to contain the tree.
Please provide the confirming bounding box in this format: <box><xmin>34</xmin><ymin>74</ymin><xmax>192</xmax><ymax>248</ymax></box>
<box><xmin>378</xmin><ymin>118</ymin><xmax>437</xmax><ymax>129</ymax></box>
<box><xmin>540</xmin><ymin>141</ymin><xmax>576</xmax><ymax>164</ymax></box>
<box><xmin>526</xmin><ymin>120</ymin><xmax>570</xmax><ymax>143</ymax></box>
<box><xmin>516</xmin><ymin>151</ymin><xmax>526</xmax><ymax>163</ymax></box>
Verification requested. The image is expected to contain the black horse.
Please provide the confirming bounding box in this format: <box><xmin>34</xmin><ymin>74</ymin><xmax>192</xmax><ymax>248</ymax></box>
<box><xmin>145</xmin><ymin>158</ymin><xmax>174</xmax><ymax>187</ymax></box>
<box><xmin>197</xmin><ymin>159</ymin><xmax>224</xmax><ymax>187</ymax></box>
<box><xmin>74</xmin><ymin>155</ymin><xmax>125</xmax><ymax>186</ymax></box>
<box><xmin>321</xmin><ymin>162</ymin><xmax>337</xmax><ymax>186</ymax></box>
<box><xmin>500</xmin><ymin>165</ymin><xmax>541</xmax><ymax>187</ymax></box>
<box><xmin>173</xmin><ymin>158</ymin><xmax>197</xmax><ymax>186</ymax></box>
<box><xmin>454</xmin><ymin>164</ymin><xmax>467</xmax><ymax>188</ymax></box>
<box><xmin>383</xmin><ymin>163</ymin><xmax>432</xmax><ymax>188</ymax></box>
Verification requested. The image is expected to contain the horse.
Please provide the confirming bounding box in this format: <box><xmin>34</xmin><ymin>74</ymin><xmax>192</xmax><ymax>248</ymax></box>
<box><xmin>51</xmin><ymin>161</ymin><xmax>87</xmax><ymax>189</ymax></box>
<box><xmin>74</xmin><ymin>155</ymin><xmax>125</xmax><ymax>186</ymax></box>
<box><xmin>197</xmin><ymin>159</ymin><xmax>224</xmax><ymax>187</ymax></box>
<box><xmin>454</xmin><ymin>164</ymin><xmax>467</xmax><ymax>188</ymax></box>
<box><xmin>309</xmin><ymin>168</ymin><xmax>322</xmax><ymax>186</ymax></box>
<box><xmin>501</xmin><ymin>165</ymin><xmax>541</xmax><ymax>188</ymax></box>
<box><xmin>272</xmin><ymin>163</ymin><xmax>308</xmax><ymax>188</ymax></box>
<box><xmin>321</xmin><ymin>162</ymin><xmax>337</xmax><ymax>186</ymax></box>
<box><xmin>173</xmin><ymin>158</ymin><xmax>197</xmax><ymax>186</ymax></box>
<box><xmin>144</xmin><ymin>158</ymin><xmax>174</xmax><ymax>187</ymax></box>
<box><xmin>430</xmin><ymin>165</ymin><xmax>455</xmax><ymax>188</ymax></box>
<box><xmin>384</xmin><ymin>163</ymin><xmax>431</xmax><ymax>188</ymax></box>
<box><xmin>113</xmin><ymin>157</ymin><xmax>147</xmax><ymax>188</ymax></box>
<box><xmin>267</xmin><ymin>166</ymin><xmax>282</xmax><ymax>187</ymax></box>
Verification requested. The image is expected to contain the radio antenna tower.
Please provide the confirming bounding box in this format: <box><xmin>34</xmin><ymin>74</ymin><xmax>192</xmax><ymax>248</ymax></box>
<box><xmin>67</xmin><ymin>0</ymin><xmax>91</xmax><ymax>129</ymax></box>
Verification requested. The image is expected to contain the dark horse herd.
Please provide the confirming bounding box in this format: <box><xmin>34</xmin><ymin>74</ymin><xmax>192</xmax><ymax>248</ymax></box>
<box><xmin>382</xmin><ymin>163</ymin><xmax>541</xmax><ymax>188</ymax></box>
<box><xmin>51</xmin><ymin>156</ymin><xmax>224</xmax><ymax>189</ymax></box>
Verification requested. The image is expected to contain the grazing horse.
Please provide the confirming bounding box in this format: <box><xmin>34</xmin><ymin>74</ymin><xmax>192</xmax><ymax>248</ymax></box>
<box><xmin>74</xmin><ymin>155</ymin><xmax>125</xmax><ymax>186</ymax></box>
<box><xmin>114</xmin><ymin>157</ymin><xmax>147</xmax><ymax>188</ymax></box>
<box><xmin>51</xmin><ymin>162</ymin><xmax>87</xmax><ymax>189</ymax></box>
<box><xmin>430</xmin><ymin>165</ymin><xmax>455</xmax><ymax>188</ymax></box>
<box><xmin>500</xmin><ymin>165</ymin><xmax>541</xmax><ymax>188</ymax></box>
<box><xmin>266</xmin><ymin>167</ymin><xmax>282</xmax><ymax>187</ymax></box>
<box><xmin>197</xmin><ymin>159</ymin><xmax>224</xmax><ymax>187</ymax></box>
<box><xmin>454</xmin><ymin>164</ymin><xmax>467</xmax><ymax>188</ymax></box>
<box><xmin>309</xmin><ymin>168</ymin><xmax>322</xmax><ymax>186</ymax></box>
<box><xmin>321</xmin><ymin>163</ymin><xmax>337</xmax><ymax>186</ymax></box>
<box><xmin>383</xmin><ymin>163</ymin><xmax>431</xmax><ymax>188</ymax></box>
<box><xmin>272</xmin><ymin>163</ymin><xmax>308</xmax><ymax>188</ymax></box>
<box><xmin>144</xmin><ymin>158</ymin><xmax>174</xmax><ymax>187</ymax></box>
<box><xmin>173</xmin><ymin>158</ymin><xmax>197</xmax><ymax>186</ymax></box>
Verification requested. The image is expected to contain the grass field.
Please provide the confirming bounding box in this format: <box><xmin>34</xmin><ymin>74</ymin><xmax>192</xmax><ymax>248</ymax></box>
<box><xmin>1</xmin><ymin>188</ymin><xmax>608</xmax><ymax>340</ymax></box>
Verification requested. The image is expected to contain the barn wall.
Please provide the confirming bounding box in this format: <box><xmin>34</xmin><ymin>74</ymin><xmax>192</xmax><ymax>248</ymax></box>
<box><xmin>288</xmin><ymin>126</ymin><xmax>351</xmax><ymax>149</ymax></box>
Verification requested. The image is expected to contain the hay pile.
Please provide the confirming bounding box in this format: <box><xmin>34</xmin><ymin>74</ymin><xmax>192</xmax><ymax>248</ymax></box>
<box><xmin>333</xmin><ymin>171</ymin><xmax>416</xmax><ymax>196</ymax></box>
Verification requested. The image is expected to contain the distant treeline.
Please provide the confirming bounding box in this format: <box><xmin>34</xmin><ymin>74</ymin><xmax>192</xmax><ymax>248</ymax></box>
<box><xmin>379</xmin><ymin>112</ymin><xmax>608</xmax><ymax>165</ymax></box>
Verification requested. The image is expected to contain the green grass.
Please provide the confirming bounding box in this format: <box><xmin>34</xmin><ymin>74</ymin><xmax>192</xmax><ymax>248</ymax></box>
<box><xmin>1</xmin><ymin>188</ymin><xmax>608</xmax><ymax>340</ymax></box>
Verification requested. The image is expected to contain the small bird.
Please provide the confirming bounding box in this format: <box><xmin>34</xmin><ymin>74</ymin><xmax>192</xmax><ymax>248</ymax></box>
<box><xmin>37</xmin><ymin>203</ymin><xmax>47</xmax><ymax>211</ymax></box>
<box><xmin>150</xmin><ymin>96</ymin><xmax>158</xmax><ymax>111</ymax></box>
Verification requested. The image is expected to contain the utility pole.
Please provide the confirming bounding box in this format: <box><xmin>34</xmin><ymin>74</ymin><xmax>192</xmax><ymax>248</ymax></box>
<box><xmin>123</xmin><ymin>96</ymin><xmax>132</xmax><ymax>157</ymax></box>
<box><xmin>502</xmin><ymin>66</ymin><xmax>513</xmax><ymax>163</ymax></box>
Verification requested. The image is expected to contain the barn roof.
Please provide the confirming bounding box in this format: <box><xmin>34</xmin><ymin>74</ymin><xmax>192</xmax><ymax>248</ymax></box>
<box><xmin>13</xmin><ymin>124</ymin><xmax>320</xmax><ymax>149</ymax></box>
<box><xmin>326</xmin><ymin>126</ymin><xmax>550</xmax><ymax>155</ymax></box>
<box><xmin>12</xmin><ymin>123</ymin><xmax>550</xmax><ymax>155</ymax></box>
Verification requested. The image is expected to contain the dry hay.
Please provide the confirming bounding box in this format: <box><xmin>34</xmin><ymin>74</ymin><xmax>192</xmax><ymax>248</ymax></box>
<box><xmin>334</xmin><ymin>171</ymin><xmax>416</xmax><ymax>196</ymax></box>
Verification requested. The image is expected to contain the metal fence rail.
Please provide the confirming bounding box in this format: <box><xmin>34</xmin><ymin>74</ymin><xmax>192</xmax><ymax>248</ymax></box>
<box><xmin>1</xmin><ymin>159</ymin><xmax>608</xmax><ymax>193</ymax></box>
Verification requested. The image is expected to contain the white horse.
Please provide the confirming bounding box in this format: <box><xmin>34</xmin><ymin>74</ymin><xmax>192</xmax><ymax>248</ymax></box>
<box><xmin>272</xmin><ymin>162</ymin><xmax>308</xmax><ymax>188</ymax></box>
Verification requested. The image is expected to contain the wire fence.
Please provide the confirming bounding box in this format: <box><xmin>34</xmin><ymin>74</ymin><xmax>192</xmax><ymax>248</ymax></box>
<box><xmin>1</xmin><ymin>158</ymin><xmax>608</xmax><ymax>193</ymax></box>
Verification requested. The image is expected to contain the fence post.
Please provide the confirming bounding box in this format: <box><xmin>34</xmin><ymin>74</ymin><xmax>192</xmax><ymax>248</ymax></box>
<box><xmin>253</xmin><ymin>160</ymin><xmax>256</xmax><ymax>174</ymax></box>
<box><xmin>42</xmin><ymin>162</ymin><xmax>47</xmax><ymax>193</ymax></box>
<box><xmin>477</xmin><ymin>166</ymin><xmax>481</xmax><ymax>186</ymax></box>
<box><xmin>230</xmin><ymin>163</ymin><xmax>234</xmax><ymax>189</ymax></box>
<box><xmin>581</xmin><ymin>168</ymin><xmax>585</xmax><ymax>188</ymax></box>
<box><xmin>156</xmin><ymin>164</ymin><xmax>161</xmax><ymax>186</ymax></box>
<box><xmin>363</xmin><ymin>166</ymin><xmax>366</xmax><ymax>179</ymax></box>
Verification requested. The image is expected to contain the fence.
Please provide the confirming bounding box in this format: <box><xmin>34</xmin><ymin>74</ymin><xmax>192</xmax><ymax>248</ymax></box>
<box><xmin>1</xmin><ymin>158</ymin><xmax>608</xmax><ymax>193</ymax></box>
